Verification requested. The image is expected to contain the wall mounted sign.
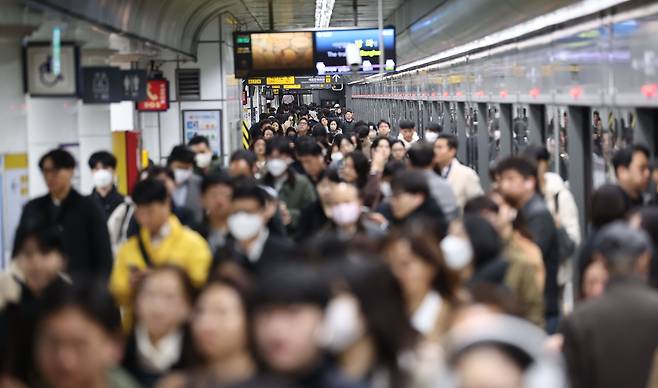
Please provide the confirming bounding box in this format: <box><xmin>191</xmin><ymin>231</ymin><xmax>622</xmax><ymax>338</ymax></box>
<box><xmin>120</xmin><ymin>70</ymin><xmax>147</xmax><ymax>101</ymax></box>
<box><xmin>182</xmin><ymin>110</ymin><xmax>222</xmax><ymax>156</ymax></box>
<box><xmin>24</xmin><ymin>42</ymin><xmax>80</xmax><ymax>97</ymax></box>
<box><xmin>137</xmin><ymin>79</ymin><xmax>169</xmax><ymax>111</ymax></box>
<box><xmin>82</xmin><ymin>67</ymin><xmax>122</xmax><ymax>103</ymax></box>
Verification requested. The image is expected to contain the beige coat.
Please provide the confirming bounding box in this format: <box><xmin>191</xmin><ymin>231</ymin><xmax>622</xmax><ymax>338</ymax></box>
<box><xmin>445</xmin><ymin>159</ymin><xmax>484</xmax><ymax>209</ymax></box>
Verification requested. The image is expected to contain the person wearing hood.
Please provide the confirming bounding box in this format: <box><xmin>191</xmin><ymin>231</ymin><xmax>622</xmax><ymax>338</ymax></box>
<box><xmin>397</xmin><ymin>120</ymin><xmax>420</xmax><ymax>149</ymax></box>
<box><xmin>188</xmin><ymin>135</ymin><xmax>221</xmax><ymax>175</ymax></box>
<box><xmin>261</xmin><ymin>137</ymin><xmax>317</xmax><ymax>234</ymax></box>
<box><xmin>167</xmin><ymin>145</ymin><xmax>204</xmax><ymax>225</ymax></box>
<box><xmin>88</xmin><ymin>151</ymin><xmax>124</xmax><ymax>220</ymax></box>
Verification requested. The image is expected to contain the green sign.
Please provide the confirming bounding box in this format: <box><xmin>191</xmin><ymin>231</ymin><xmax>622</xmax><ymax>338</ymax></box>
<box><xmin>52</xmin><ymin>27</ymin><xmax>61</xmax><ymax>76</ymax></box>
<box><xmin>236</xmin><ymin>35</ymin><xmax>250</xmax><ymax>44</ymax></box>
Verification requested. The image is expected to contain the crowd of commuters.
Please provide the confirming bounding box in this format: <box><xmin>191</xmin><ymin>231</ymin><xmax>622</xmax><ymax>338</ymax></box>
<box><xmin>1</xmin><ymin>101</ymin><xmax>658</xmax><ymax>388</ymax></box>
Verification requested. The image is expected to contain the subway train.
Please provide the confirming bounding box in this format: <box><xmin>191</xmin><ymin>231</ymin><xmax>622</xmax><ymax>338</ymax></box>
<box><xmin>349</xmin><ymin>0</ymin><xmax>658</xmax><ymax>231</ymax></box>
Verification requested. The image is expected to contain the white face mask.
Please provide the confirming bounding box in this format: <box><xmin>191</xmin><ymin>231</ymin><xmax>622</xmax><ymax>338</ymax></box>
<box><xmin>441</xmin><ymin>235</ymin><xmax>473</xmax><ymax>270</ymax></box>
<box><xmin>228</xmin><ymin>212</ymin><xmax>263</xmax><ymax>241</ymax></box>
<box><xmin>379</xmin><ymin>181</ymin><xmax>392</xmax><ymax>198</ymax></box>
<box><xmin>92</xmin><ymin>169</ymin><xmax>113</xmax><ymax>189</ymax></box>
<box><xmin>174</xmin><ymin>168</ymin><xmax>193</xmax><ymax>185</ymax></box>
<box><xmin>331</xmin><ymin>202</ymin><xmax>361</xmax><ymax>226</ymax></box>
<box><xmin>424</xmin><ymin>131</ymin><xmax>439</xmax><ymax>143</ymax></box>
<box><xmin>331</xmin><ymin>152</ymin><xmax>343</xmax><ymax>162</ymax></box>
<box><xmin>318</xmin><ymin>295</ymin><xmax>365</xmax><ymax>353</ymax></box>
<box><xmin>267</xmin><ymin>158</ymin><xmax>288</xmax><ymax>177</ymax></box>
<box><xmin>195</xmin><ymin>152</ymin><xmax>213</xmax><ymax>169</ymax></box>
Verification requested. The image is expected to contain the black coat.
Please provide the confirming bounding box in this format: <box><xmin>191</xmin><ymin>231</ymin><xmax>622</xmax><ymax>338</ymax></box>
<box><xmin>18</xmin><ymin>189</ymin><xmax>113</xmax><ymax>279</ymax></box>
<box><xmin>213</xmin><ymin>233</ymin><xmax>297</xmax><ymax>277</ymax></box>
<box><xmin>520</xmin><ymin>193</ymin><xmax>559</xmax><ymax>316</ymax></box>
<box><xmin>295</xmin><ymin>200</ymin><xmax>329</xmax><ymax>243</ymax></box>
<box><xmin>561</xmin><ymin>277</ymin><xmax>658</xmax><ymax>388</ymax></box>
<box><xmin>89</xmin><ymin>186</ymin><xmax>125</xmax><ymax>220</ymax></box>
<box><xmin>384</xmin><ymin>196</ymin><xmax>448</xmax><ymax>240</ymax></box>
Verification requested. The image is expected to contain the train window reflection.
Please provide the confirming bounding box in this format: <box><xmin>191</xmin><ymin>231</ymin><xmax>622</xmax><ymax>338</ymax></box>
<box><xmin>592</xmin><ymin>109</ymin><xmax>615</xmax><ymax>189</ymax></box>
<box><xmin>513</xmin><ymin>106</ymin><xmax>529</xmax><ymax>154</ymax></box>
<box><xmin>546</xmin><ymin>108</ymin><xmax>569</xmax><ymax>182</ymax></box>
<box><xmin>449</xmin><ymin>103</ymin><xmax>458</xmax><ymax>135</ymax></box>
<box><xmin>591</xmin><ymin>109</ymin><xmax>635</xmax><ymax>189</ymax></box>
<box><xmin>465</xmin><ymin>105</ymin><xmax>478</xmax><ymax>171</ymax></box>
<box><xmin>488</xmin><ymin>106</ymin><xmax>500</xmax><ymax>162</ymax></box>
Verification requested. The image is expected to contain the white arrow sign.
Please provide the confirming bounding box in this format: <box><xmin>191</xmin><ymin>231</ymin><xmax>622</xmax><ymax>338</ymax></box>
<box><xmin>332</xmin><ymin>74</ymin><xmax>342</xmax><ymax>83</ymax></box>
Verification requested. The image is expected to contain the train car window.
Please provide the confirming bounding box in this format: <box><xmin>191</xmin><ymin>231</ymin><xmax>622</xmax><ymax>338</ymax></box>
<box><xmin>466</xmin><ymin>104</ymin><xmax>479</xmax><ymax>171</ymax></box>
<box><xmin>592</xmin><ymin>108</ymin><xmax>620</xmax><ymax>189</ymax></box>
<box><xmin>449</xmin><ymin>102</ymin><xmax>458</xmax><ymax>135</ymax></box>
<box><xmin>512</xmin><ymin>105</ymin><xmax>529</xmax><ymax>154</ymax></box>
<box><xmin>488</xmin><ymin>105</ymin><xmax>500</xmax><ymax>163</ymax></box>
<box><xmin>546</xmin><ymin>107</ymin><xmax>569</xmax><ymax>182</ymax></box>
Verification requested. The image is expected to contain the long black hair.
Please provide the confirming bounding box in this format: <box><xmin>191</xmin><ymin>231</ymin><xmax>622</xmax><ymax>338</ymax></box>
<box><xmin>330</xmin><ymin>253</ymin><xmax>418</xmax><ymax>387</ymax></box>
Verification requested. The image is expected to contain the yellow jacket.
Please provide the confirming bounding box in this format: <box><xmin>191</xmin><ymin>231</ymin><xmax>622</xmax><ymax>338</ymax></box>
<box><xmin>110</xmin><ymin>215</ymin><xmax>211</xmax><ymax>309</ymax></box>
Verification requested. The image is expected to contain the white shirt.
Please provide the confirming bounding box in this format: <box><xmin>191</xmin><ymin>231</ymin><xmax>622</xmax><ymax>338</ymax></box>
<box><xmin>135</xmin><ymin>324</ymin><xmax>183</xmax><ymax>372</ymax></box>
<box><xmin>245</xmin><ymin>229</ymin><xmax>269</xmax><ymax>263</ymax></box>
<box><xmin>411</xmin><ymin>291</ymin><xmax>443</xmax><ymax>336</ymax></box>
<box><xmin>172</xmin><ymin>184</ymin><xmax>188</xmax><ymax>207</ymax></box>
<box><xmin>441</xmin><ymin>159</ymin><xmax>455</xmax><ymax>179</ymax></box>
<box><xmin>150</xmin><ymin>222</ymin><xmax>172</xmax><ymax>247</ymax></box>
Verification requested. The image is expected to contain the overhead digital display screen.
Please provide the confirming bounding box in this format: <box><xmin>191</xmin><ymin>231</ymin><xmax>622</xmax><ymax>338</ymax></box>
<box><xmin>233</xmin><ymin>28</ymin><xmax>396</xmax><ymax>78</ymax></box>
<box><xmin>234</xmin><ymin>31</ymin><xmax>315</xmax><ymax>77</ymax></box>
<box><xmin>314</xmin><ymin>28</ymin><xmax>396</xmax><ymax>74</ymax></box>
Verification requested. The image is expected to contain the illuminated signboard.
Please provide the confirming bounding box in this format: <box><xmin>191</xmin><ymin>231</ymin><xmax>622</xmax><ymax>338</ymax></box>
<box><xmin>234</xmin><ymin>32</ymin><xmax>315</xmax><ymax>77</ymax></box>
<box><xmin>314</xmin><ymin>28</ymin><xmax>396</xmax><ymax>75</ymax></box>
<box><xmin>137</xmin><ymin>79</ymin><xmax>169</xmax><ymax>111</ymax></box>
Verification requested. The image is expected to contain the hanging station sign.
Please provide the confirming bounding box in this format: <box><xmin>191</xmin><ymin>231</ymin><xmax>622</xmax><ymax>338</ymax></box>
<box><xmin>137</xmin><ymin>79</ymin><xmax>170</xmax><ymax>111</ymax></box>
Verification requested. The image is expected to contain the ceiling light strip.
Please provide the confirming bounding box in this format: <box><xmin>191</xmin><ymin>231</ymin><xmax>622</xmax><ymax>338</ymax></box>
<box><xmin>315</xmin><ymin>0</ymin><xmax>336</xmax><ymax>28</ymax></box>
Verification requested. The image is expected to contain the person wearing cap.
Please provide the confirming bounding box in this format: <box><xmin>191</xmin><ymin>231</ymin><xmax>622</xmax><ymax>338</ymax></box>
<box><xmin>214</xmin><ymin>178</ymin><xmax>296</xmax><ymax>276</ymax></box>
<box><xmin>17</xmin><ymin>149</ymin><xmax>113</xmax><ymax>280</ymax></box>
<box><xmin>561</xmin><ymin>221</ymin><xmax>658</xmax><ymax>388</ymax></box>
<box><xmin>167</xmin><ymin>145</ymin><xmax>204</xmax><ymax>225</ymax></box>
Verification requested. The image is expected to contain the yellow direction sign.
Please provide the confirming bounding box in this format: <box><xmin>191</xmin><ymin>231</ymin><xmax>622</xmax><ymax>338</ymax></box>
<box><xmin>266</xmin><ymin>76</ymin><xmax>295</xmax><ymax>85</ymax></box>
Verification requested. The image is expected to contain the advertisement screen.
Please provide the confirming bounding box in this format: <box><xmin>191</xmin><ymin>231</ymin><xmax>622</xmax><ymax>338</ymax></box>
<box><xmin>235</xmin><ymin>32</ymin><xmax>315</xmax><ymax>77</ymax></box>
<box><xmin>314</xmin><ymin>28</ymin><xmax>396</xmax><ymax>74</ymax></box>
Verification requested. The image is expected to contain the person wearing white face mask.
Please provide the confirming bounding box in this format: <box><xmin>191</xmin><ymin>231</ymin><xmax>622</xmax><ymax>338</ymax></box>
<box><xmin>383</xmin><ymin>223</ymin><xmax>460</xmax><ymax>342</ymax></box>
<box><xmin>167</xmin><ymin>145</ymin><xmax>204</xmax><ymax>225</ymax></box>
<box><xmin>215</xmin><ymin>179</ymin><xmax>296</xmax><ymax>276</ymax></box>
<box><xmin>261</xmin><ymin>137</ymin><xmax>316</xmax><ymax>234</ymax></box>
<box><xmin>316</xmin><ymin>183</ymin><xmax>385</xmax><ymax>241</ymax></box>
<box><xmin>423</xmin><ymin>122</ymin><xmax>442</xmax><ymax>144</ymax></box>
<box><xmin>188</xmin><ymin>135</ymin><xmax>219</xmax><ymax>175</ymax></box>
<box><xmin>88</xmin><ymin>151</ymin><xmax>124</xmax><ymax>220</ymax></box>
<box><xmin>318</xmin><ymin>259</ymin><xmax>436</xmax><ymax>388</ymax></box>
